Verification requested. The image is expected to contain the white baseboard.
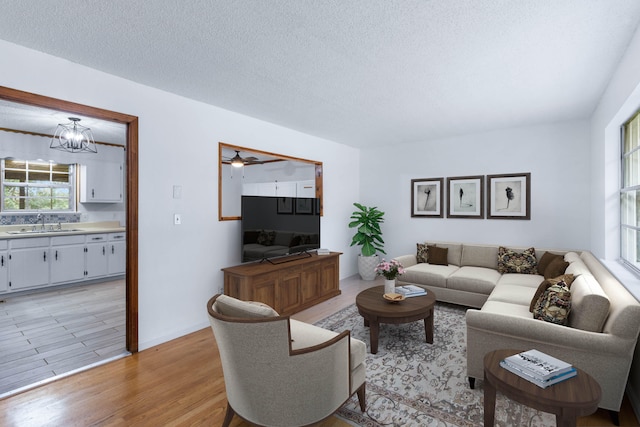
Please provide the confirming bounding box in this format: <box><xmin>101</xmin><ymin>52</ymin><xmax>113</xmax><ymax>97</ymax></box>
<box><xmin>138</xmin><ymin>320</ymin><xmax>210</xmax><ymax>351</ymax></box>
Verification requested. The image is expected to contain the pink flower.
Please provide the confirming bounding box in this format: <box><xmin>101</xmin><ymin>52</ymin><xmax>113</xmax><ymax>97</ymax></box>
<box><xmin>375</xmin><ymin>259</ymin><xmax>405</xmax><ymax>280</ymax></box>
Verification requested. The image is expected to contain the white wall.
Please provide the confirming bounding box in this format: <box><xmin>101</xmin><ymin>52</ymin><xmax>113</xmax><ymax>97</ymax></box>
<box><xmin>358</xmin><ymin>121</ymin><xmax>591</xmax><ymax>261</ymax></box>
<box><xmin>0</xmin><ymin>39</ymin><xmax>360</xmax><ymax>350</ymax></box>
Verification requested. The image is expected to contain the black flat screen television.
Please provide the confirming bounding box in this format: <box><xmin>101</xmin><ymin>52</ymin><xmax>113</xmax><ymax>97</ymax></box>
<box><xmin>241</xmin><ymin>195</ymin><xmax>320</xmax><ymax>263</ymax></box>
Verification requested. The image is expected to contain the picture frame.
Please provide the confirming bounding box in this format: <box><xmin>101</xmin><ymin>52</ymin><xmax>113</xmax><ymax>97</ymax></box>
<box><xmin>447</xmin><ymin>175</ymin><xmax>484</xmax><ymax>218</ymax></box>
<box><xmin>487</xmin><ymin>173</ymin><xmax>531</xmax><ymax>220</ymax></box>
<box><xmin>295</xmin><ymin>197</ymin><xmax>314</xmax><ymax>214</ymax></box>
<box><xmin>411</xmin><ymin>178</ymin><xmax>444</xmax><ymax>217</ymax></box>
<box><xmin>277</xmin><ymin>197</ymin><xmax>293</xmax><ymax>214</ymax></box>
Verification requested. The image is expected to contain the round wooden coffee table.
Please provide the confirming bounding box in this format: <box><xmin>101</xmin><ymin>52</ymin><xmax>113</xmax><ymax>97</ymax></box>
<box><xmin>483</xmin><ymin>349</ymin><xmax>601</xmax><ymax>427</ymax></box>
<box><xmin>355</xmin><ymin>285</ymin><xmax>436</xmax><ymax>354</ymax></box>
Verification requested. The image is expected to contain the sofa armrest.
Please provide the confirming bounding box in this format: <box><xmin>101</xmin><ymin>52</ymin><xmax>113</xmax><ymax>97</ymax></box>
<box><xmin>466</xmin><ymin>309</ymin><xmax>630</xmax><ymax>355</ymax></box>
<box><xmin>393</xmin><ymin>254</ymin><xmax>417</xmax><ymax>268</ymax></box>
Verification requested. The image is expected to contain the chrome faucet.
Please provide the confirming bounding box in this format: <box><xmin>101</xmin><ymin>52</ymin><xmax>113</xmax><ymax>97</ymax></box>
<box><xmin>36</xmin><ymin>213</ymin><xmax>45</xmax><ymax>230</ymax></box>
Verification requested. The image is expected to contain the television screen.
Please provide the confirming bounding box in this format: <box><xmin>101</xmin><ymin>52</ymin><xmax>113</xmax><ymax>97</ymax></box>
<box><xmin>241</xmin><ymin>196</ymin><xmax>320</xmax><ymax>263</ymax></box>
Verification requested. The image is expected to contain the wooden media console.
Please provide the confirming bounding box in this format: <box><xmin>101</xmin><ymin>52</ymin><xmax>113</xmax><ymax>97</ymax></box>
<box><xmin>222</xmin><ymin>252</ymin><xmax>342</xmax><ymax>316</ymax></box>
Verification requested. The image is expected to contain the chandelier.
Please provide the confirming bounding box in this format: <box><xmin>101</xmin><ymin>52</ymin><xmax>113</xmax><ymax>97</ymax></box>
<box><xmin>50</xmin><ymin>117</ymin><xmax>98</xmax><ymax>153</ymax></box>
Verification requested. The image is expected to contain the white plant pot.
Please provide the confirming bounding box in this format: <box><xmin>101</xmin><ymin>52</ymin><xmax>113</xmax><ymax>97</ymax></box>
<box><xmin>358</xmin><ymin>254</ymin><xmax>379</xmax><ymax>281</ymax></box>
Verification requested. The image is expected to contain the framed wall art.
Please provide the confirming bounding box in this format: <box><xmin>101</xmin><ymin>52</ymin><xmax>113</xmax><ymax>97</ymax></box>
<box><xmin>411</xmin><ymin>178</ymin><xmax>444</xmax><ymax>217</ymax></box>
<box><xmin>487</xmin><ymin>173</ymin><xmax>531</xmax><ymax>220</ymax></box>
<box><xmin>447</xmin><ymin>175</ymin><xmax>484</xmax><ymax>218</ymax></box>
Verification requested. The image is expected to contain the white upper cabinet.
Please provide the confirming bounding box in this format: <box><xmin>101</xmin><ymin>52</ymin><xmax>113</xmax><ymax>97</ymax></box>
<box><xmin>80</xmin><ymin>162</ymin><xmax>123</xmax><ymax>203</ymax></box>
<box><xmin>296</xmin><ymin>180</ymin><xmax>316</xmax><ymax>197</ymax></box>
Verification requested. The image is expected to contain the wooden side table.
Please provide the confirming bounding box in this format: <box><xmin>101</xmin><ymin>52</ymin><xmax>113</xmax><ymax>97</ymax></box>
<box><xmin>483</xmin><ymin>349</ymin><xmax>601</xmax><ymax>427</ymax></box>
<box><xmin>355</xmin><ymin>286</ymin><xmax>436</xmax><ymax>354</ymax></box>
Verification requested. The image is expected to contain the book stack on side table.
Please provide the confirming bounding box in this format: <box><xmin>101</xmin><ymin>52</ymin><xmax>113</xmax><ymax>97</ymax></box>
<box><xmin>395</xmin><ymin>285</ymin><xmax>427</xmax><ymax>298</ymax></box>
<box><xmin>499</xmin><ymin>349</ymin><xmax>577</xmax><ymax>388</ymax></box>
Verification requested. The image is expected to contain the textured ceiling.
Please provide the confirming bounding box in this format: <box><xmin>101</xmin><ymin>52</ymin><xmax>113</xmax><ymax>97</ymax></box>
<box><xmin>0</xmin><ymin>0</ymin><xmax>639</xmax><ymax>148</ymax></box>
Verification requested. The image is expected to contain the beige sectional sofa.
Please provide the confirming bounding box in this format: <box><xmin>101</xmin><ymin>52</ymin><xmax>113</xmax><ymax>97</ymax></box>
<box><xmin>394</xmin><ymin>241</ymin><xmax>640</xmax><ymax>413</ymax></box>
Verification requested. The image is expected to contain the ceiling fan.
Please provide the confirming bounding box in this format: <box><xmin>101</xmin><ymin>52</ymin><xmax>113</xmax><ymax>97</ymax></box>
<box><xmin>223</xmin><ymin>150</ymin><xmax>263</xmax><ymax>168</ymax></box>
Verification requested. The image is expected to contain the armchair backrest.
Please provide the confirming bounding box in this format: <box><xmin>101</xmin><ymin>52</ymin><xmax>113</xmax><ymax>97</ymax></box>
<box><xmin>207</xmin><ymin>294</ymin><xmax>352</xmax><ymax>427</ymax></box>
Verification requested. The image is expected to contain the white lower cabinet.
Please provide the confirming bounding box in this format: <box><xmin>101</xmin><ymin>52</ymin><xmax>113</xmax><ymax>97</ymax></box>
<box><xmin>0</xmin><ymin>241</ymin><xmax>8</xmax><ymax>293</ymax></box>
<box><xmin>8</xmin><ymin>237</ymin><xmax>50</xmax><ymax>291</ymax></box>
<box><xmin>51</xmin><ymin>235</ymin><xmax>86</xmax><ymax>284</ymax></box>
<box><xmin>107</xmin><ymin>233</ymin><xmax>126</xmax><ymax>275</ymax></box>
<box><xmin>85</xmin><ymin>234</ymin><xmax>108</xmax><ymax>279</ymax></box>
<box><xmin>0</xmin><ymin>231</ymin><xmax>126</xmax><ymax>295</ymax></box>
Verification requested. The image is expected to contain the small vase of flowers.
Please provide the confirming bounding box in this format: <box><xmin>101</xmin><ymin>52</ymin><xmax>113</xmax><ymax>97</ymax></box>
<box><xmin>375</xmin><ymin>259</ymin><xmax>405</xmax><ymax>294</ymax></box>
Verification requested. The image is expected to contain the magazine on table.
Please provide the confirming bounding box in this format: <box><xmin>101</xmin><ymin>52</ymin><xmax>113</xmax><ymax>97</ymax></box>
<box><xmin>503</xmin><ymin>349</ymin><xmax>573</xmax><ymax>381</ymax></box>
<box><xmin>395</xmin><ymin>285</ymin><xmax>426</xmax><ymax>297</ymax></box>
<box><xmin>500</xmin><ymin>359</ymin><xmax>577</xmax><ymax>388</ymax></box>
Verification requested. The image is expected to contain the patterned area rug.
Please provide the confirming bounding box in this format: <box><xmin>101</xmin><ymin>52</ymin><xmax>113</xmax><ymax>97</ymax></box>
<box><xmin>315</xmin><ymin>302</ymin><xmax>556</xmax><ymax>427</ymax></box>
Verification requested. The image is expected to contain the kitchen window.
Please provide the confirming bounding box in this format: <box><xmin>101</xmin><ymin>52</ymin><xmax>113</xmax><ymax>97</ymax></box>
<box><xmin>1</xmin><ymin>159</ymin><xmax>75</xmax><ymax>211</ymax></box>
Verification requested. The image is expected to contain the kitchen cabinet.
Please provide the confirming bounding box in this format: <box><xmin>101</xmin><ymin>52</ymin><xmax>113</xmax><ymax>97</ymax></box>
<box><xmin>0</xmin><ymin>241</ymin><xmax>8</xmax><ymax>293</ymax></box>
<box><xmin>296</xmin><ymin>180</ymin><xmax>316</xmax><ymax>197</ymax></box>
<box><xmin>8</xmin><ymin>237</ymin><xmax>50</xmax><ymax>290</ymax></box>
<box><xmin>107</xmin><ymin>232</ymin><xmax>126</xmax><ymax>275</ymax></box>
<box><xmin>50</xmin><ymin>235</ymin><xmax>86</xmax><ymax>284</ymax></box>
<box><xmin>80</xmin><ymin>162</ymin><xmax>123</xmax><ymax>203</ymax></box>
<box><xmin>85</xmin><ymin>234</ymin><xmax>108</xmax><ymax>278</ymax></box>
<box><xmin>243</xmin><ymin>180</ymin><xmax>307</xmax><ymax>197</ymax></box>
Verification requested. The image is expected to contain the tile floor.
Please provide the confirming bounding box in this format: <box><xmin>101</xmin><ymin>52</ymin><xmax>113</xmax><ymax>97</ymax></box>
<box><xmin>0</xmin><ymin>280</ymin><xmax>126</xmax><ymax>396</ymax></box>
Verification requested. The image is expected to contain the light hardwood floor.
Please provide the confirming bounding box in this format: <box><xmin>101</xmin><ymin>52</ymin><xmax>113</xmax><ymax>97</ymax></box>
<box><xmin>0</xmin><ymin>276</ymin><xmax>636</xmax><ymax>426</ymax></box>
<box><xmin>0</xmin><ymin>280</ymin><xmax>126</xmax><ymax>397</ymax></box>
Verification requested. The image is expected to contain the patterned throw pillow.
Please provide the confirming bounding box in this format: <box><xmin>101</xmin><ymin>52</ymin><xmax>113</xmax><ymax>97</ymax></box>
<box><xmin>497</xmin><ymin>246</ymin><xmax>538</xmax><ymax>274</ymax></box>
<box><xmin>529</xmin><ymin>274</ymin><xmax>576</xmax><ymax>312</ymax></box>
<box><xmin>532</xmin><ymin>282</ymin><xmax>572</xmax><ymax>325</ymax></box>
<box><xmin>416</xmin><ymin>243</ymin><xmax>429</xmax><ymax>263</ymax></box>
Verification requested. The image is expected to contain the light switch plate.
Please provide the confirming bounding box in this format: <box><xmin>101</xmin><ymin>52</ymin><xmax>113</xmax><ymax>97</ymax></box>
<box><xmin>174</xmin><ymin>214</ymin><xmax>181</xmax><ymax>225</ymax></box>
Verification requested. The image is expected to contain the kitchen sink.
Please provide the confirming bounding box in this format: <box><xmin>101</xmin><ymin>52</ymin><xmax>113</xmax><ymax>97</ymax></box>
<box><xmin>6</xmin><ymin>228</ymin><xmax>84</xmax><ymax>235</ymax></box>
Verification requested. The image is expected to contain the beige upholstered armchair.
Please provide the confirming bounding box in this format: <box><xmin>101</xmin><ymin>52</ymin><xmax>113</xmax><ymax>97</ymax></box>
<box><xmin>207</xmin><ymin>294</ymin><xmax>366</xmax><ymax>427</ymax></box>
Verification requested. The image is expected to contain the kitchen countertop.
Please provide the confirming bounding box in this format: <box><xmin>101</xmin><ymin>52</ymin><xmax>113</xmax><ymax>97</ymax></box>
<box><xmin>0</xmin><ymin>221</ymin><xmax>126</xmax><ymax>240</ymax></box>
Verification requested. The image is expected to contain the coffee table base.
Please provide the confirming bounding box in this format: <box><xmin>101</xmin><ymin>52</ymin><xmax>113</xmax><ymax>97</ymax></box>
<box><xmin>363</xmin><ymin>315</ymin><xmax>433</xmax><ymax>354</ymax></box>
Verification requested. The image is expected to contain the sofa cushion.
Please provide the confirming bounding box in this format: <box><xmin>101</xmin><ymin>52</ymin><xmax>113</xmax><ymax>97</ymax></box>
<box><xmin>532</xmin><ymin>283</ymin><xmax>572</xmax><ymax>326</ymax></box>
<box><xmin>401</xmin><ymin>263</ymin><xmax>459</xmax><ymax>288</ymax></box>
<box><xmin>289</xmin><ymin>319</ymin><xmax>366</xmax><ymax>371</ymax></box>
<box><xmin>461</xmin><ymin>244</ymin><xmax>499</xmax><ymax>269</ymax></box>
<box><xmin>569</xmin><ymin>274</ymin><xmax>610</xmax><ymax>332</ymax></box>
<box><xmin>416</xmin><ymin>243</ymin><xmax>428</xmax><ymax>263</ymax></box>
<box><xmin>537</xmin><ymin>252</ymin><xmax>562</xmax><ymax>276</ymax></box>
<box><xmin>496</xmin><ymin>273</ymin><xmax>544</xmax><ymax>288</ymax></box>
<box><xmin>488</xmin><ymin>283</ymin><xmax>537</xmax><ymax>306</ymax></box>
<box><xmin>529</xmin><ymin>274</ymin><xmax>576</xmax><ymax>312</ymax></box>
<box><xmin>427</xmin><ymin>245</ymin><xmax>448</xmax><ymax>265</ymax></box>
<box><xmin>497</xmin><ymin>246</ymin><xmax>538</xmax><ymax>274</ymax></box>
<box><xmin>565</xmin><ymin>258</ymin><xmax>591</xmax><ymax>277</ymax></box>
<box><xmin>447</xmin><ymin>266</ymin><xmax>501</xmax><ymax>294</ymax></box>
<box><xmin>214</xmin><ymin>295</ymin><xmax>280</xmax><ymax>318</ymax></box>
<box><xmin>544</xmin><ymin>257</ymin><xmax>569</xmax><ymax>278</ymax></box>
<box><xmin>478</xmin><ymin>300</ymin><xmax>534</xmax><ymax>319</ymax></box>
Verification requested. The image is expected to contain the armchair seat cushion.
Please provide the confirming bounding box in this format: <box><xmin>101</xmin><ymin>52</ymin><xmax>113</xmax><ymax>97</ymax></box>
<box><xmin>290</xmin><ymin>319</ymin><xmax>366</xmax><ymax>371</ymax></box>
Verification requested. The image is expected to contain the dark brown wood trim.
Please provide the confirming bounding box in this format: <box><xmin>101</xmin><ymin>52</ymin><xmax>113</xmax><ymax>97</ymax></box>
<box><xmin>218</xmin><ymin>141</ymin><xmax>324</xmax><ymax>221</ymax></box>
<box><xmin>0</xmin><ymin>85</ymin><xmax>139</xmax><ymax>353</ymax></box>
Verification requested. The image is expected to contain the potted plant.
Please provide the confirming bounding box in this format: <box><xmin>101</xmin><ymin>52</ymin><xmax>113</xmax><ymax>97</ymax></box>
<box><xmin>349</xmin><ymin>202</ymin><xmax>385</xmax><ymax>280</ymax></box>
